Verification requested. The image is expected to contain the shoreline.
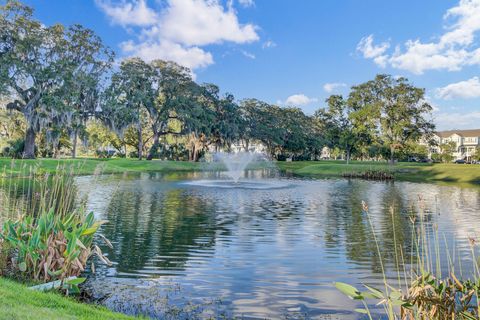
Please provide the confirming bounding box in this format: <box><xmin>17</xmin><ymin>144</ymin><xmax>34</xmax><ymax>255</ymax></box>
<box><xmin>1</xmin><ymin>158</ymin><xmax>479</xmax><ymax>187</ymax></box>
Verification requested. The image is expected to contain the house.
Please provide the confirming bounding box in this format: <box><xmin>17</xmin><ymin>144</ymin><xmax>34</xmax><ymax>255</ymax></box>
<box><xmin>425</xmin><ymin>129</ymin><xmax>480</xmax><ymax>161</ymax></box>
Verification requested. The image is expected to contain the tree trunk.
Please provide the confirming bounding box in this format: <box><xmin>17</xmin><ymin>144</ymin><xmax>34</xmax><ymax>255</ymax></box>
<box><xmin>71</xmin><ymin>129</ymin><xmax>78</xmax><ymax>158</ymax></box>
<box><xmin>192</xmin><ymin>142</ymin><xmax>200</xmax><ymax>162</ymax></box>
<box><xmin>346</xmin><ymin>148</ymin><xmax>351</xmax><ymax>165</ymax></box>
<box><xmin>53</xmin><ymin>145</ymin><xmax>59</xmax><ymax>159</ymax></box>
<box><xmin>147</xmin><ymin>130</ymin><xmax>159</xmax><ymax>161</ymax></box>
<box><xmin>23</xmin><ymin>126</ymin><xmax>36</xmax><ymax>159</ymax></box>
<box><xmin>390</xmin><ymin>146</ymin><xmax>395</xmax><ymax>165</ymax></box>
<box><xmin>137</xmin><ymin>124</ymin><xmax>143</xmax><ymax>160</ymax></box>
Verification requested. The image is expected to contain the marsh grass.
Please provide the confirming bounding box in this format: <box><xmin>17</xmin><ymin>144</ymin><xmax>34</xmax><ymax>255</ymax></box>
<box><xmin>0</xmin><ymin>161</ymin><xmax>111</xmax><ymax>293</ymax></box>
<box><xmin>0</xmin><ymin>160</ymin><xmax>84</xmax><ymax>222</ymax></box>
<box><xmin>335</xmin><ymin>198</ymin><xmax>480</xmax><ymax>319</ymax></box>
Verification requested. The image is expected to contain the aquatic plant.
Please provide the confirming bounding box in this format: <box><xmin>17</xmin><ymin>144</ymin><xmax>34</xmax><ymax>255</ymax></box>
<box><xmin>335</xmin><ymin>200</ymin><xmax>480</xmax><ymax>319</ymax></box>
<box><xmin>342</xmin><ymin>169</ymin><xmax>394</xmax><ymax>181</ymax></box>
<box><xmin>0</xmin><ymin>162</ymin><xmax>112</xmax><ymax>294</ymax></box>
<box><xmin>1</xmin><ymin>208</ymin><xmax>111</xmax><ymax>282</ymax></box>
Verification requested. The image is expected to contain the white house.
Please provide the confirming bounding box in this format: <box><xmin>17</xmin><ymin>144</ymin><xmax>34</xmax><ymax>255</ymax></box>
<box><xmin>425</xmin><ymin>129</ymin><xmax>480</xmax><ymax>161</ymax></box>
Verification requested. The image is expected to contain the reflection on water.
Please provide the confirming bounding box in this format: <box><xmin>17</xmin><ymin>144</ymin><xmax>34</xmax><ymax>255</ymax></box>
<box><xmin>3</xmin><ymin>171</ymin><xmax>480</xmax><ymax>319</ymax></box>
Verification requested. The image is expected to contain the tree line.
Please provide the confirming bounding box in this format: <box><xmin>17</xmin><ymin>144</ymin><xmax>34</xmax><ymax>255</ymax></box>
<box><xmin>0</xmin><ymin>1</ymin><xmax>436</xmax><ymax>162</ymax></box>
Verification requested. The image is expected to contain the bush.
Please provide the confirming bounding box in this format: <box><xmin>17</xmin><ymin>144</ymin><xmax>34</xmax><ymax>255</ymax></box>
<box><xmin>0</xmin><ymin>139</ymin><xmax>27</xmax><ymax>158</ymax></box>
<box><xmin>0</xmin><ymin>208</ymin><xmax>111</xmax><ymax>288</ymax></box>
<box><xmin>0</xmin><ymin>164</ymin><xmax>112</xmax><ymax>295</ymax></box>
<box><xmin>95</xmin><ymin>149</ymin><xmax>114</xmax><ymax>158</ymax></box>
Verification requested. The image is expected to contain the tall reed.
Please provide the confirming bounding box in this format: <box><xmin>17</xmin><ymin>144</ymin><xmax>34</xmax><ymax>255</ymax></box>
<box><xmin>0</xmin><ymin>161</ymin><xmax>111</xmax><ymax>294</ymax></box>
<box><xmin>335</xmin><ymin>197</ymin><xmax>480</xmax><ymax>319</ymax></box>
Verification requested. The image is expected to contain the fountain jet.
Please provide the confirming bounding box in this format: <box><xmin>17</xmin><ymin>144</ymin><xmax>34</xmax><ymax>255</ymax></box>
<box><xmin>215</xmin><ymin>152</ymin><xmax>256</xmax><ymax>183</ymax></box>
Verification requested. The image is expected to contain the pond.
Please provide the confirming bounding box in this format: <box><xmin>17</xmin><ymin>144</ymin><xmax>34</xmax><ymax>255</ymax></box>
<box><xmin>44</xmin><ymin>171</ymin><xmax>480</xmax><ymax>318</ymax></box>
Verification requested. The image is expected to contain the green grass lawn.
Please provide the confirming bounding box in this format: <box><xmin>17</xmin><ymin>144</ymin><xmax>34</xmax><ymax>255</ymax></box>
<box><xmin>276</xmin><ymin>160</ymin><xmax>480</xmax><ymax>185</ymax></box>
<box><xmin>1</xmin><ymin>157</ymin><xmax>479</xmax><ymax>186</ymax></box>
<box><xmin>0</xmin><ymin>157</ymin><xmax>204</xmax><ymax>175</ymax></box>
<box><xmin>0</xmin><ymin>277</ymin><xmax>136</xmax><ymax>320</ymax></box>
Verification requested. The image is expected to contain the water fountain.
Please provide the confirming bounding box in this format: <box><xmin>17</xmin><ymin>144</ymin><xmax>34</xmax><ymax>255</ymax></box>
<box><xmin>183</xmin><ymin>152</ymin><xmax>290</xmax><ymax>189</ymax></box>
<box><xmin>215</xmin><ymin>151</ymin><xmax>256</xmax><ymax>183</ymax></box>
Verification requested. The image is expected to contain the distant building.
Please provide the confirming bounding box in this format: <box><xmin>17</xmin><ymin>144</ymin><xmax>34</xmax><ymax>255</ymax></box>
<box><xmin>425</xmin><ymin>129</ymin><xmax>480</xmax><ymax>161</ymax></box>
<box><xmin>320</xmin><ymin>146</ymin><xmax>331</xmax><ymax>159</ymax></box>
<box><xmin>230</xmin><ymin>141</ymin><xmax>266</xmax><ymax>153</ymax></box>
<box><xmin>208</xmin><ymin>140</ymin><xmax>267</xmax><ymax>154</ymax></box>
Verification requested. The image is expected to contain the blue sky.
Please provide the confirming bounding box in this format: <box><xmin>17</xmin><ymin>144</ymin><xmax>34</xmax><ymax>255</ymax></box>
<box><xmin>24</xmin><ymin>0</ymin><xmax>480</xmax><ymax>130</ymax></box>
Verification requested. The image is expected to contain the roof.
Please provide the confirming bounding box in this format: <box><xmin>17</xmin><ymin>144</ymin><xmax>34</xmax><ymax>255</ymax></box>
<box><xmin>436</xmin><ymin>129</ymin><xmax>480</xmax><ymax>138</ymax></box>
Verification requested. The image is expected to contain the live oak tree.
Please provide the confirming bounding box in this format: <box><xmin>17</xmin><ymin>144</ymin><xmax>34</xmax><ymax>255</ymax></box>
<box><xmin>64</xmin><ymin>25</ymin><xmax>114</xmax><ymax>158</ymax></box>
<box><xmin>104</xmin><ymin>58</ymin><xmax>154</xmax><ymax>160</ymax></box>
<box><xmin>183</xmin><ymin>83</ymin><xmax>216</xmax><ymax>162</ymax></box>
<box><xmin>0</xmin><ymin>4</ymin><xmax>439</xmax><ymax>164</ymax></box>
<box><xmin>348</xmin><ymin>74</ymin><xmax>435</xmax><ymax>164</ymax></box>
<box><xmin>1</xmin><ymin>1</ymin><xmax>64</xmax><ymax>158</ymax></box>
<box><xmin>315</xmin><ymin>95</ymin><xmax>356</xmax><ymax>164</ymax></box>
<box><xmin>239</xmin><ymin>99</ymin><xmax>283</xmax><ymax>158</ymax></box>
<box><xmin>146</xmin><ymin>60</ymin><xmax>198</xmax><ymax>160</ymax></box>
<box><xmin>210</xmin><ymin>92</ymin><xmax>242</xmax><ymax>152</ymax></box>
<box><xmin>1</xmin><ymin>1</ymin><xmax>111</xmax><ymax>158</ymax></box>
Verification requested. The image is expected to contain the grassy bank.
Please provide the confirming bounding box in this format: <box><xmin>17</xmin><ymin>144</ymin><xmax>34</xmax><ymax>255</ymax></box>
<box><xmin>0</xmin><ymin>277</ymin><xmax>135</xmax><ymax>320</ymax></box>
<box><xmin>0</xmin><ymin>157</ymin><xmax>203</xmax><ymax>175</ymax></box>
<box><xmin>1</xmin><ymin>157</ymin><xmax>479</xmax><ymax>186</ymax></box>
<box><xmin>276</xmin><ymin>161</ymin><xmax>480</xmax><ymax>185</ymax></box>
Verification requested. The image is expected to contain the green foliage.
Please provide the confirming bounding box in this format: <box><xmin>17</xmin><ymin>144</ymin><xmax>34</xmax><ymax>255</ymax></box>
<box><xmin>86</xmin><ymin>120</ymin><xmax>123</xmax><ymax>155</ymax></box>
<box><xmin>0</xmin><ymin>0</ymin><xmax>438</xmax><ymax>163</ymax></box>
<box><xmin>336</xmin><ymin>274</ymin><xmax>480</xmax><ymax>319</ymax></box>
<box><xmin>0</xmin><ymin>207</ymin><xmax>110</xmax><ymax>286</ymax></box>
<box><xmin>0</xmin><ymin>103</ymin><xmax>26</xmax><ymax>149</ymax></box>
<box><xmin>398</xmin><ymin>142</ymin><xmax>429</xmax><ymax>161</ymax></box>
<box><xmin>346</xmin><ymin>74</ymin><xmax>435</xmax><ymax>163</ymax></box>
<box><xmin>440</xmin><ymin>141</ymin><xmax>457</xmax><ymax>163</ymax></box>
<box><xmin>0</xmin><ymin>1</ymin><xmax>112</xmax><ymax>159</ymax></box>
<box><xmin>0</xmin><ymin>164</ymin><xmax>112</xmax><ymax>296</ymax></box>
<box><xmin>0</xmin><ymin>138</ymin><xmax>26</xmax><ymax>158</ymax></box>
<box><xmin>315</xmin><ymin>95</ymin><xmax>356</xmax><ymax>163</ymax></box>
<box><xmin>474</xmin><ymin>146</ymin><xmax>480</xmax><ymax>161</ymax></box>
<box><xmin>335</xmin><ymin>200</ymin><xmax>480</xmax><ymax>319</ymax></box>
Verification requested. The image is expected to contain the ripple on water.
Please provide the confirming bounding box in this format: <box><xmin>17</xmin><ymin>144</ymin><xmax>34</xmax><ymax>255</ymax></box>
<box><xmin>181</xmin><ymin>179</ymin><xmax>293</xmax><ymax>190</ymax></box>
<box><xmin>71</xmin><ymin>172</ymin><xmax>480</xmax><ymax>319</ymax></box>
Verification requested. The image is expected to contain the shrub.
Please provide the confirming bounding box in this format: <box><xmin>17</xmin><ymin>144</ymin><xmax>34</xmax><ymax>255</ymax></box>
<box><xmin>0</xmin><ymin>208</ymin><xmax>112</xmax><ymax>288</ymax></box>
<box><xmin>0</xmin><ymin>164</ymin><xmax>112</xmax><ymax>294</ymax></box>
<box><xmin>95</xmin><ymin>149</ymin><xmax>114</xmax><ymax>158</ymax></box>
<box><xmin>0</xmin><ymin>139</ymin><xmax>27</xmax><ymax>158</ymax></box>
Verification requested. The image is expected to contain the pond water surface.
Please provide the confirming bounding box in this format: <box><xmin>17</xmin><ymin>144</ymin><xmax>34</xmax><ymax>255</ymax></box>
<box><xmin>72</xmin><ymin>170</ymin><xmax>480</xmax><ymax>319</ymax></box>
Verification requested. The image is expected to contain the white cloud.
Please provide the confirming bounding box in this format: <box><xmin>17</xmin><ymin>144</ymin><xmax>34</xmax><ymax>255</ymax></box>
<box><xmin>357</xmin><ymin>0</ymin><xmax>480</xmax><ymax>74</ymax></box>
<box><xmin>238</xmin><ymin>0</ymin><xmax>254</xmax><ymax>8</ymax></box>
<box><xmin>151</xmin><ymin>0</ymin><xmax>259</xmax><ymax>47</ymax></box>
<box><xmin>95</xmin><ymin>0</ymin><xmax>157</xmax><ymax>27</ymax></box>
<box><xmin>436</xmin><ymin>76</ymin><xmax>480</xmax><ymax>99</ymax></box>
<box><xmin>356</xmin><ymin>35</ymin><xmax>390</xmax><ymax>67</ymax></box>
<box><xmin>434</xmin><ymin>110</ymin><xmax>480</xmax><ymax>130</ymax></box>
<box><xmin>120</xmin><ymin>40</ymin><xmax>213</xmax><ymax>70</ymax></box>
<box><xmin>262</xmin><ymin>40</ymin><xmax>277</xmax><ymax>49</ymax></box>
<box><xmin>323</xmin><ymin>82</ymin><xmax>347</xmax><ymax>93</ymax></box>
<box><xmin>96</xmin><ymin>0</ymin><xmax>260</xmax><ymax>72</ymax></box>
<box><xmin>284</xmin><ymin>94</ymin><xmax>318</xmax><ymax>106</ymax></box>
<box><xmin>241</xmin><ymin>50</ymin><xmax>255</xmax><ymax>59</ymax></box>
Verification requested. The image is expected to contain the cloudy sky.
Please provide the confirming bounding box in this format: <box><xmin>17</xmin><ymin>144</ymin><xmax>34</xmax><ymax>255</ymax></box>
<box><xmin>25</xmin><ymin>0</ymin><xmax>480</xmax><ymax>130</ymax></box>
